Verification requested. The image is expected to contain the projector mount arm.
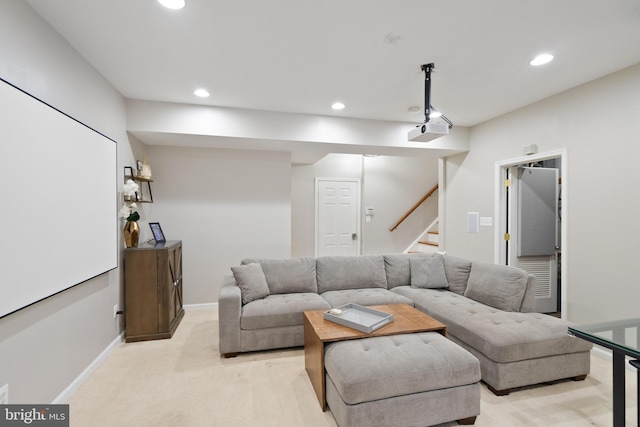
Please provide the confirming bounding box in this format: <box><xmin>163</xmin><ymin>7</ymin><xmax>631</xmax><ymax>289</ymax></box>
<box><xmin>422</xmin><ymin>63</ymin><xmax>433</xmax><ymax>123</ymax></box>
<box><xmin>421</xmin><ymin>63</ymin><xmax>453</xmax><ymax>129</ymax></box>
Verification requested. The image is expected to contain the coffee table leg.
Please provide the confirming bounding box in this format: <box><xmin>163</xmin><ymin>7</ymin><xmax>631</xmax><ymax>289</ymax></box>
<box><xmin>304</xmin><ymin>316</ymin><xmax>326</xmax><ymax>410</ymax></box>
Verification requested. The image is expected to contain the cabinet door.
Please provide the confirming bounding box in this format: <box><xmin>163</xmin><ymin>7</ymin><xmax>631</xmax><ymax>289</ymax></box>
<box><xmin>158</xmin><ymin>248</ymin><xmax>172</xmax><ymax>332</ymax></box>
<box><xmin>172</xmin><ymin>244</ymin><xmax>183</xmax><ymax>317</ymax></box>
<box><xmin>167</xmin><ymin>245</ymin><xmax>183</xmax><ymax>320</ymax></box>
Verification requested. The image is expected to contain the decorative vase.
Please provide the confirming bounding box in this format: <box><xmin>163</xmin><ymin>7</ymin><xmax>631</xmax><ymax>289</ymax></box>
<box><xmin>124</xmin><ymin>221</ymin><xmax>140</xmax><ymax>248</ymax></box>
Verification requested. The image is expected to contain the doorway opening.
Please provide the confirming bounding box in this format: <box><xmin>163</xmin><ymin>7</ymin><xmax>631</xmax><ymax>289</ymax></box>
<box><xmin>495</xmin><ymin>149</ymin><xmax>567</xmax><ymax>318</ymax></box>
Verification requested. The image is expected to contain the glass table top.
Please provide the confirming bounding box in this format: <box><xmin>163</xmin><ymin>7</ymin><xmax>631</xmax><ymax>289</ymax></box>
<box><xmin>569</xmin><ymin>318</ymin><xmax>640</xmax><ymax>359</ymax></box>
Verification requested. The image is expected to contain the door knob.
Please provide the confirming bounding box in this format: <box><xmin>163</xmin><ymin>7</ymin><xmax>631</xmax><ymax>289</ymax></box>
<box><xmin>352</xmin><ymin>233</ymin><xmax>358</xmax><ymax>240</ymax></box>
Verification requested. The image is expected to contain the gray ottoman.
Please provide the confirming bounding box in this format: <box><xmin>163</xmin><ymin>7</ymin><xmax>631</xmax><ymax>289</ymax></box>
<box><xmin>325</xmin><ymin>332</ymin><xmax>481</xmax><ymax>427</ymax></box>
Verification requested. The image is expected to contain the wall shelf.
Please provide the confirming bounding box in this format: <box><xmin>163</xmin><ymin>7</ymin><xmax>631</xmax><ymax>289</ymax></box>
<box><xmin>124</xmin><ymin>166</ymin><xmax>154</xmax><ymax>203</ymax></box>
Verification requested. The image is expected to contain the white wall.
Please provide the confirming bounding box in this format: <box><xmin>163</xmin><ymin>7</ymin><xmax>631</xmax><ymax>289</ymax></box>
<box><xmin>291</xmin><ymin>154</ymin><xmax>363</xmax><ymax>257</ymax></box>
<box><xmin>144</xmin><ymin>145</ymin><xmax>292</xmax><ymax>303</ymax></box>
<box><xmin>362</xmin><ymin>155</ymin><xmax>439</xmax><ymax>254</ymax></box>
<box><xmin>0</xmin><ymin>1</ymin><xmax>133</xmax><ymax>403</ymax></box>
<box><xmin>143</xmin><ymin>142</ymin><xmax>436</xmax><ymax>301</ymax></box>
<box><xmin>443</xmin><ymin>63</ymin><xmax>640</xmax><ymax>323</ymax></box>
<box><xmin>291</xmin><ymin>153</ymin><xmax>440</xmax><ymax>258</ymax></box>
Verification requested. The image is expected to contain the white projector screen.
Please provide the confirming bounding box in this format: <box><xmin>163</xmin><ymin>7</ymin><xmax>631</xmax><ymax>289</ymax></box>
<box><xmin>0</xmin><ymin>78</ymin><xmax>118</xmax><ymax>318</ymax></box>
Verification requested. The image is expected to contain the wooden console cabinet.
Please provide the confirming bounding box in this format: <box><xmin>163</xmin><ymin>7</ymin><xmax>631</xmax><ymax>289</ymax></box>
<box><xmin>124</xmin><ymin>240</ymin><xmax>184</xmax><ymax>342</ymax></box>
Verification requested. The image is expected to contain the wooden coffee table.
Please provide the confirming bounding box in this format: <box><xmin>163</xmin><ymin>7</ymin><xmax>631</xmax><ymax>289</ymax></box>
<box><xmin>303</xmin><ymin>303</ymin><xmax>447</xmax><ymax>410</ymax></box>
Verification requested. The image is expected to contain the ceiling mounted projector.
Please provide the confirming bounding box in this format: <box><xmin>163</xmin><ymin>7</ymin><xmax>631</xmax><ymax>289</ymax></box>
<box><xmin>408</xmin><ymin>122</ymin><xmax>449</xmax><ymax>142</ymax></box>
<box><xmin>408</xmin><ymin>63</ymin><xmax>452</xmax><ymax>143</ymax></box>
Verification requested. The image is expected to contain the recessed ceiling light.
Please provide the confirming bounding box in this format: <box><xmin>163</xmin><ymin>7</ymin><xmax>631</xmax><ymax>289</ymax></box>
<box><xmin>383</xmin><ymin>32</ymin><xmax>404</xmax><ymax>44</ymax></box>
<box><xmin>331</xmin><ymin>102</ymin><xmax>345</xmax><ymax>110</ymax></box>
<box><xmin>530</xmin><ymin>53</ymin><xmax>554</xmax><ymax>66</ymax></box>
<box><xmin>194</xmin><ymin>89</ymin><xmax>210</xmax><ymax>98</ymax></box>
<box><xmin>408</xmin><ymin>106</ymin><xmax>421</xmax><ymax>113</ymax></box>
<box><xmin>158</xmin><ymin>0</ymin><xmax>185</xmax><ymax>10</ymax></box>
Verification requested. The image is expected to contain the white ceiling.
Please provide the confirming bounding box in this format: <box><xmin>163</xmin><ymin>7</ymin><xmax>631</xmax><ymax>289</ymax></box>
<box><xmin>27</xmin><ymin>0</ymin><xmax>640</xmax><ymax>128</ymax></box>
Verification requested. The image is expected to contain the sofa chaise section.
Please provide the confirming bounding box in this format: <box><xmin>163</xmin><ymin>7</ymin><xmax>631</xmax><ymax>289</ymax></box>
<box><xmin>391</xmin><ymin>256</ymin><xmax>592</xmax><ymax>395</ymax></box>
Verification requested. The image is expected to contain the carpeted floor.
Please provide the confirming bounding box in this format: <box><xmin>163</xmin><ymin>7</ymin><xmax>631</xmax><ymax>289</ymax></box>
<box><xmin>67</xmin><ymin>308</ymin><xmax>637</xmax><ymax>426</ymax></box>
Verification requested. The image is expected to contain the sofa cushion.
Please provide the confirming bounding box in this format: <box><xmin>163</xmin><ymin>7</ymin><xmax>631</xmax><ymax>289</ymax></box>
<box><xmin>231</xmin><ymin>263</ymin><xmax>270</xmax><ymax>304</ymax></box>
<box><xmin>241</xmin><ymin>257</ymin><xmax>317</xmax><ymax>294</ymax></box>
<box><xmin>391</xmin><ymin>287</ymin><xmax>593</xmax><ymax>363</ymax></box>
<box><xmin>383</xmin><ymin>253</ymin><xmax>412</xmax><ymax>288</ymax></box>
<box><xmin>443</xmin><ymin>255</ymin><xmax>472</xmax><ymax>295</ymax></box>
<box><xmin>464</xmin><ymin>262</ymin><xmax>528</xmax><ymax>312</ymax></box>
<box><xmin>321</xmin><ymin>289</ymin><xmax>414</xmax><ymax>308</ymax></box>
<box><xmin>410</xmin><ymin>253</ymin><xmax>448</xmax><ymax>289</ymax></box>
<box><xmin>240</xmin><ymin>293</ymin><xmax>331</xmax><ymax>330</ymax></box>
<box><xmin>383</xmin><ymin>253</ymin><xmax>430</xmax><ymax>289</ymax></box>
<box><xmin>317</xmin><ymin>255</ymin><xmax>387</xmax><ymax>294</ymax></box>
<box><xmin>324</xmin><ymin>332</ymin><xmax>480</xmax><ymax>404</ymax></box>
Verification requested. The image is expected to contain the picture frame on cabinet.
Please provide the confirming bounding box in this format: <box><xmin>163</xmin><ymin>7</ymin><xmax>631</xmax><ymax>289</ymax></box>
<box><xmin>149</xmin><ymin>222</ymin><xmax>166</xmax><ymax>243</ymax></box>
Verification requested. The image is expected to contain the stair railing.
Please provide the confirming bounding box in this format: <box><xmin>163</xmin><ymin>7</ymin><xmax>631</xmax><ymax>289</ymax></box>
<box><xmin>389</xmin><ymin>184</ymin><xmax>438</xmax><ymax>232</ymax></box>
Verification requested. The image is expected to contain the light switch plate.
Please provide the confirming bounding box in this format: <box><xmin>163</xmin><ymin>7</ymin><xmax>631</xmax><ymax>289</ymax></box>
<box><xmin>480</xmin><ymin>216</ymin><xmax>493</xmax><ymax>227</ymax></box>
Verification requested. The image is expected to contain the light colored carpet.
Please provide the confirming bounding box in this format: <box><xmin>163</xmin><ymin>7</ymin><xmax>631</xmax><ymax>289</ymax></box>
<box><xmin>68</xmin><ymin>308</ymin><xmax>637</xmax><ymax>426</ymax></box>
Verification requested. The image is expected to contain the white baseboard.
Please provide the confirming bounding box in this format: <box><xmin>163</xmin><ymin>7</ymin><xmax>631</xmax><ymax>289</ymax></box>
<box><xmin>184</xmin><ymin>302</ymin><xmax>218</xmax><ymax>311</ymax></box>
<box><xmin>52</xmin><ymin>332</ymin><xmax>124</xmax><ymax>404</ymax></box>
<box><xmin>591</xmin><ymin>345</ymin><xmax>637</xmax><ymax>372</ymax></box>
<box><xmin>592</xmin><ymin>345</ymin><xmax>613</xmax><ymax>361</ymax></box>
<box><xmin>53</xmin><ymin>303</ymin><xmax>217</xmax><ymax>403</ymax></box>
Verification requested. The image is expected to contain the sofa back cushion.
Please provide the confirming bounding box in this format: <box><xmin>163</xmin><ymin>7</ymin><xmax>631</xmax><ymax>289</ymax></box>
<box><xmin>520</xmin><ymin>274</ymin><xmax>537</xmax><ymax>312</ymax></box>
<box><xmin>231</xmin><ymin>263</ymin><xmax>270</xmax><ymax>304</ymax></box>
<box><xmin>443</xmin><ymin>255</ymin><xmax>472</xmax><ymax>295</ymax></box>
<box><xmin>409</xmin><ymin>253</ymin><xmax>448</xmax><ymax>289</ymax></box>
<box><xmin>241</xmin><ymin>257</ymin><xmax>317</xmax><ymax>294</ymax></box>
<box><xmin>317</xmin><ymin>255</ymin><xmax>387</xmax><ymax>294</ymax></box>
<box><xmin>464</xmin><ymin>261</ymin><xmax>528</xmax><ymax>312</ymax></box>
<box><xmin>383</xmin><ymin>253</ymin><xmax>415</xmax><ymax>288</ymax></box>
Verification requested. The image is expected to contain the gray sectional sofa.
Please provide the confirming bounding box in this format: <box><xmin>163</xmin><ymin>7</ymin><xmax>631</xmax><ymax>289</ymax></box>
<box><xmin>218</xmin><ymin>253</ymin><xmax>592</xmax><ymax>395</ymax></box>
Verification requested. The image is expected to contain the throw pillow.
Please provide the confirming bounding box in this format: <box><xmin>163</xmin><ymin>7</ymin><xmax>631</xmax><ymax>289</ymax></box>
<box><xmin>409</xmin><ymin>253</ymin><xmax>448</xmax><ymax>289</ymax></box>
<box><xmin>464</xmin><ymin>262</ymin><xmax>528</xmax><ymax>312</ymax></box>
<box><xmin>231</xmin><ymin>263</ymin><xmax>270</xmax><ymax>305</ymax></box>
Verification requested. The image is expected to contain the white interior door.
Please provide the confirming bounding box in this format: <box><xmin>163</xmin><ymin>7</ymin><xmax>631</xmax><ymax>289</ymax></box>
<box><xmin>316</xmin><ymin>179</ymin><xmax>361</xmax><ymax>257</ymax></box>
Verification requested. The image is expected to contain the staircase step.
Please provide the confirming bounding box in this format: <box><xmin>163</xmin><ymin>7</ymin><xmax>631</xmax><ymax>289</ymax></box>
<box><xmin>428</xmin><ymin>230</ymin><xmax>439</xmax><ymax>235</ymax></box>
<box><xmin>418</xmin><ymin>240</ymin><xmax>439</xmax><ymax>247</ymax></box>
